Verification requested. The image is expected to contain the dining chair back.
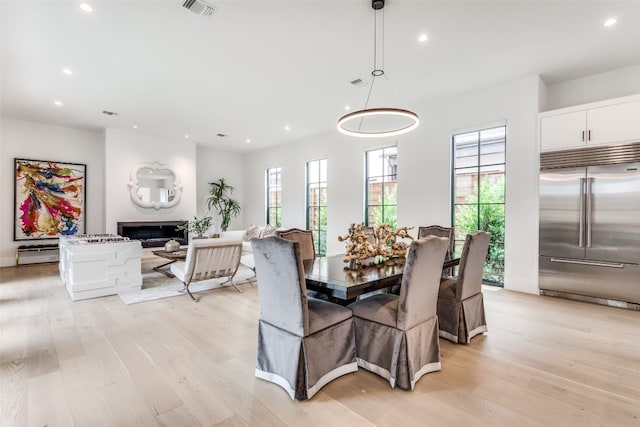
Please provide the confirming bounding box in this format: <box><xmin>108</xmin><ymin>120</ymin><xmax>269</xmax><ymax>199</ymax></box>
<box><xmin>251</xmin><ymin>236</ymin><xmax>357</xmax><ymax>400</ymax></box>
<box><xmin>275</xmin><ymin>228</ymin><xmax>316</xmax><ymax>261</ymax></box>
<box><xmin>418</xmin><ymin>225</ymin><xmax>454</xmax><ymax>271</ymax></box>
<box><xmin>437</xmin><ymin>231</ymin><xmax>491</xmax><ymax>343</ymax></box>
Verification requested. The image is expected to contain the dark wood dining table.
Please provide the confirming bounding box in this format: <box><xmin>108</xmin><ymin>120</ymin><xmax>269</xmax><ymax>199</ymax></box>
<box><xmin>303</xmin><ymin>255</ymin><xmax>460</xmax><ymax>302</ymax></box>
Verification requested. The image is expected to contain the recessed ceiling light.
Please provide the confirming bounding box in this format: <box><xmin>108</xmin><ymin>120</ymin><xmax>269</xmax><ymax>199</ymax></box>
<box><xmin>345</xmin><ymin>105</ymin><xmax>351</xmax><ymax>111</ymax></box>
<box><xmin>418</xmin><ymin>34</ymin><xmax>428</xmax><ymax>42</ymax></box>
<box><xmin>246</xmin><ymin>138</ymin><xmax>251</xmax><ymax>143</ymax></box>
<box><xmin>132</xmin><ymin>125</ymin><xmax>138</xmax><ymax>129</ymax></box>
<box><xmin>79</xmin><ymin>3</ymin><xmax>93</xmax><ymax>13</ymax></box>
<box><xmin>284</xmin><ymin>125</ymin><xmax>291</xmax><ymax>131</ymax></box>
<box><xmin>604</xmin><ymin>17</ymin><xmax>617</xmax><ymax>27</ymax></box>
<box><xmin>62</xmin><ymin>67</ymin><xmax>73</xmax><ymax>75</ymax></box>
<box><xmin>54</xmin><ymin>100</ymin><xmax>63</xmax><ymax>106</ymax></box>
<box><xmin>185</xmin><ymin>134</ymin><xmax>190</xmax><ymax>138</ymax></box>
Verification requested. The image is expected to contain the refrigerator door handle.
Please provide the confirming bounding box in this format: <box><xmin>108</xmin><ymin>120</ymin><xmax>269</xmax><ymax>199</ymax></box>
<box><xmin>550</xmin><ymin>258</ymin><xmax>625</xmax><ymax>268</ymax></box>
<box><xmin>578</xmin><ymin>177</ymin><xmax>585</xmax><ymax>248</ymax></box>
<box><xmin>586</xmin><ymin>177</ymin><xmax>593</xmax><ymax>248</ymax></box>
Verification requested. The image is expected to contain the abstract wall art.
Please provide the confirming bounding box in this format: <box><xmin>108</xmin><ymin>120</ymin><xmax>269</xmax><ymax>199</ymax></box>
<box><xmin>14</xmin><ymin>158</ymin><xmax>86</xmax><ymax>241</ymax></box>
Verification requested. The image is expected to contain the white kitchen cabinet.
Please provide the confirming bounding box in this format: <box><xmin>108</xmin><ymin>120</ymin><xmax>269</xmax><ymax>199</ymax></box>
<box><xmin>540</xmin><ymin>110</ymin><xmax>586</xmax><ymax>151</ymax></box>
<box><xmin>540</xmin><ymin>95</ymin><xmax>640</xmax><ymax>152</ymax></box>
<box><xmin>587</xmin><ymin>101</ymin><xmax>640</xmax><ymax>146</ymax></box>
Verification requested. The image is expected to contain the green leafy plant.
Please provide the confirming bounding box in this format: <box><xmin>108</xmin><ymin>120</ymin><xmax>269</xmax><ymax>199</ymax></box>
<box><xmin>176</xmin><ymin>216</ymin><xmax>213</xmax><ymax>238</ymax></box>
<box><xmin>455</xmin><ymin>174</ymin><xmax>505</xmax><ymax>284</ymax></box>
<box><xmin>370</xmin><ymin>185</ymin><xmax>398</xmax><ymax>229</ymax></box>
<box><xmin>206</xmin><ymin>178</ymin><xmax>241</xmax><ymax>232</ymax></box>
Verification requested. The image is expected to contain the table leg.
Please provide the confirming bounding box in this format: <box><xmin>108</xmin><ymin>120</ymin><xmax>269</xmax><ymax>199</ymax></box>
<box><xmin>153</xmin><ymin>259</ymin><xmax>177</xmax><ymax>277</ymax></box>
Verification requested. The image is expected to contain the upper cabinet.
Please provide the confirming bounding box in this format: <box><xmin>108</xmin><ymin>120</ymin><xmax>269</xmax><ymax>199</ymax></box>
<box><xmin>540</xmin><ymin>95</ymin><xmax>640</xmax><ymax>152</ymax></box>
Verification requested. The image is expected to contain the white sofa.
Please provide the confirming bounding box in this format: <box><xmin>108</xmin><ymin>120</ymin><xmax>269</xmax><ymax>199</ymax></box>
<box><xmin>219</xmin><ymin>226</ymin><xmax>276</xmax><ymax>272</ymax></box>
<box><xmin>219</xmin><ymin>230</ymin><xmax>255</xmax><ymax>270</ymax></box>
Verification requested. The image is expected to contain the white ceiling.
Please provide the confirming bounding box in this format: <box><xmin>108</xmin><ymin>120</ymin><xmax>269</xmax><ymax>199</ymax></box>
<box><xmin>2</xmin><ymin>0</ymin><xmax>640</xmax><ymax>152</ymax></box>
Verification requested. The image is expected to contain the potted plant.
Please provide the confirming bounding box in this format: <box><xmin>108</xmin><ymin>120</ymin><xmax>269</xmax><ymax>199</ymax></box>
<box><xmin>206</xmin><ymin>178</ymin><xmax>241</xmax><ymax>232</ymax></box>
<box><xmin>176</xmin><ymin>215</ymin><xmax>213</xmax><ymax>239</ymax></box>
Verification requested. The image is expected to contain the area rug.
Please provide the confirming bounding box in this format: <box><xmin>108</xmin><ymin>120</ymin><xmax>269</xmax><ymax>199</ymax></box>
<box><xmin>118</xmin><ymin>258</ymin><xmax>256</xmax><ymax>305</ymax></box>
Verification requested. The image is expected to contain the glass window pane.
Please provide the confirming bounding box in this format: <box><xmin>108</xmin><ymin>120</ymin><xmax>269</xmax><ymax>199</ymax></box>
<box><xmin>368</xmin><ymin>206</ymin><xmax>381</xmax><ymax>226</ymax></box>
<box><xmin>454</xmin><ymin>131</ymin><xmax>479</xmax><ymax>168</ymax></box>
<box><xmin>367</xmin><ymin>150</ymin><xmax>382</xmax><ymax>177</ymax></box>
<box><xmin>319</xmin><ymin>206</ymin><xmax>327</xmax><ymax>226</ymax></box>
<box><xmin>484</xmin><ymin>242</ymin><xmax>504</xmax><ymax>284</ymax></box>
<box><xmin>368</xmin><ymin>179</ymin><xmax>383</xmax><ymax>205</ymax></box>
<box><xmin>308</xmin><ymin>185</ymin><xmax>319</xmax><ymax>206</ymax></box>
<box><xmin>383</xmin><ymin>182</ymin><xmax>397</xmax><ymax>202</ymax></box>
<box><xmin>320</xmin><ymin>159</ymin><xmax>327</xmax><ymax>182</ymax></box>
<box><xmin>319</xmin><ymin>185</ymin><xmax>327</xmax><ymax>205</ymax></box>
<box><xmin>454</xmin><ymin>168</ymin><xmax>478</xmax><ymax>203</ymax></box>
<box><xmin>478</xmin><ymin>170</ymin><xmax>505</xmax><ymax>204</ymax></box>
<box><xmin>480</xmin><ymin>135</ymin><xmax>505</xmax><ymax>165</ymax></box>
<box><xmin>479</xmin><ymin>204</ymin><xmax>505</xmax><ymax>242</ymax></box>
<box><xmin>454</xmin><ymin>205</ymin><xmax>478</xmax><ymax>239</ymax></box>
<box><xmin>308</xmin><ymin>161</ymin><xmax>319</xmax><ymax>183</ymax></box>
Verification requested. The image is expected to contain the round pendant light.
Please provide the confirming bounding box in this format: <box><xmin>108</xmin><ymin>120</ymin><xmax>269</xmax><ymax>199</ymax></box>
<box><xmin>337</xmin><ymin>0</ymin><xmax>419</xmax><ymax>138</ymax></box>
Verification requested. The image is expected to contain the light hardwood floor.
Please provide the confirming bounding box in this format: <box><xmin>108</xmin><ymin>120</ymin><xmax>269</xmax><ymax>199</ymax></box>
<box><xmin>1</xmin><ymin>263</ymin><xmax>640</xmax><ymax>427</ymax></box>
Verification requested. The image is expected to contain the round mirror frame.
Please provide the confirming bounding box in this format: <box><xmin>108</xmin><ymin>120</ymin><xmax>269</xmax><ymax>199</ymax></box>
<box><xmin>128</xmin><ymin>161</ymin><xmax>183</xmax><ymax>210</ymax></box>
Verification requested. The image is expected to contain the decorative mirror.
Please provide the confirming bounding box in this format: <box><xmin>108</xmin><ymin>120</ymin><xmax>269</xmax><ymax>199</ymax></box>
<box><xmin>128</xmin><ymin>162</ymin><xmax>182</xmax><ymax>209</ymax></box>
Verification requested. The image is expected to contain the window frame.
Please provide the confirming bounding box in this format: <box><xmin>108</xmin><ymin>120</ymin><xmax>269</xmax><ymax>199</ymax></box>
<box><xmin>265</xmin><ymin>167</ymin><xmax>282</xmax><ymax>227</ymax></box>
<box><xmin>451</xmin><ymin>124</ymin><xmax>506</xmax><ymax>286</ymax></box>
<box><xmin>365</xmin><ymin>146</ymin><xmax>398</xmax><ymax>228</ymax></box>
<box><xmin>305</xmin><ymin>158</ymin><xmax>327</xmax><ymax>256</ymax></box>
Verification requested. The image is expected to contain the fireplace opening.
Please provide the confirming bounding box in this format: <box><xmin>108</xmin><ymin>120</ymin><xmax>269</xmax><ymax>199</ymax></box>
<box><xmin>117</xmin><ymin>221</ymin><xmax>188</xmax><ymax>248</ymax></box>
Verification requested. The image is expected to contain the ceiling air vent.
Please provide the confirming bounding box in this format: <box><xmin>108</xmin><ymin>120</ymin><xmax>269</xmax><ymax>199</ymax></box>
<box><xmin>182</xmin><ymin>0</ymin><xmax>216</xmax><ymax>17</ymax></box>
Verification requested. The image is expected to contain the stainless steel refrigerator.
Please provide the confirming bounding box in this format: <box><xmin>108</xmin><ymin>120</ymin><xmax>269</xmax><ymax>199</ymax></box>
<box><xmin>539</xmin><ymin>144</ymin><xmax>640</xmax><ymax>307</ymax></box>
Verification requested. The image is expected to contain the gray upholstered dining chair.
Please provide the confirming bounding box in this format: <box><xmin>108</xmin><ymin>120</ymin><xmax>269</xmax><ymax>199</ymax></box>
<box><xmin>437</xmin><ymin>231</ymin><xmax>491</xmax><ymax>344</ymax></box>
<box><xmin>275</xmin><ymin>228</ymin><xmax>315</xmax><ymax>260</ymax></box>
<box><xmin>251</xmin><ymin>236</ymin><xmax>357</xmax><ymax>400</ymax></box>
<box><xmin>348</xmin><ymin>236</ymin><xmax>449</xmax><ymax>390</ymax></box>
<box><xmin>418</xmin><ymin>225</ymin><xmax>454</xmax><ymax>274</ymax></box>
<box><xmin>170</xmin><ymin>238</ymin><xmax>243</xmax><ymax>302</ymax></box>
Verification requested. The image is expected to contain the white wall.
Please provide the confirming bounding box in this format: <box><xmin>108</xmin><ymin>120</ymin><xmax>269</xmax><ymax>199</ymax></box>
<box><xmin>104</xmin><ymin>128</ymin><xmax>197</xmax><ymax>234</ymax></box>
<box><xmin>544</xmin><ymin>63</ymin><xmax>640</xmax><ymax>111</ymax></box>
<box><xmin>196</xmin><ymin>146</ymin><xmax>245</xmax><ymax>231</ymax></box>
<box><xmin>243</xmin><ymin>75</ymin><xmax>541</xmax><ymax>294</ymax></box>
<box><xmin>0</xmin><ymin>118</ymin><xmax>105</xmax><ymax>266</ymax></box>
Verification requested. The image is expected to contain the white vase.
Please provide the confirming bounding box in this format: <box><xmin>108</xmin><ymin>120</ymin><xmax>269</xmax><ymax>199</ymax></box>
<box><xmin>164</xmin><ymin>239</ymin><xmax>180</xmax><ymax>252</ymax></box>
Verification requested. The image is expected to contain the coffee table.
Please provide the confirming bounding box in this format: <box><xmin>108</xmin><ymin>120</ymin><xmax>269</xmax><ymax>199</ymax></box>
<box><xmin>151</xmin><ymin>249</ymin><xmax>187</xmax><ymax>277</ymax></box>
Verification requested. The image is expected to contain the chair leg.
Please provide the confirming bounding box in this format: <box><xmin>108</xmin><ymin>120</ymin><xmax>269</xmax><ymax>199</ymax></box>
<box><xmin>221</xmin><ymin>277</ymin><xmax>243</xmax><ymax>293</ymax></box>
<box><xmin>179</xmin><ymin>282</ymin><xmax>199</xmax><ymax>302</ymax></box>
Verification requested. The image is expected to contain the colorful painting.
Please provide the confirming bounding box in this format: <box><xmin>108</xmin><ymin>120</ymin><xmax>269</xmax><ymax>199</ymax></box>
<box><xmin>14</xmin><ymin>158</ymin><xmax>86</xmax><ymax>240</ymax></box>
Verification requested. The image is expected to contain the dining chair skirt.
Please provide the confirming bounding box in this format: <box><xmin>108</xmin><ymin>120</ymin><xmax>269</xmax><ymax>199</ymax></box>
<box><xmin>349</xmin><ymin>236</ymin><xmax>449</xmax><ymax>390</ymax></box>
<box><xmin>255</xmin><ymin>315</ymin><xmax>357</xmax><ymax>400</ymax></box>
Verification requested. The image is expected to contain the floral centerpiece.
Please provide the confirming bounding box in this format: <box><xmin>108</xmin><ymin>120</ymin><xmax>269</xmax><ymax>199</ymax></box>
<box><xmin>338</xmin><ymin>222</ymin><xmax>414</xmax><ymax>269</ymax></box>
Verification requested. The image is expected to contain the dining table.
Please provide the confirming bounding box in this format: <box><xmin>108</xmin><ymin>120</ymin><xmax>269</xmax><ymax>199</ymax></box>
<box><xmin>303</xmin><ymin>255</ymin><xmax>460</xmax><ymax>302</ymax></box>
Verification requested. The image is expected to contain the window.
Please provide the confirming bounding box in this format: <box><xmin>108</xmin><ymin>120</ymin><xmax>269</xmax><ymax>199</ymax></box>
<box><xmin>266</xmin><ymin>167</ymin><xmax>282</xmax><ymax>227</ymax></box>
<box><xmin>452</xmin><ymin>125</ymin><xmax>505</xmax><ymax>285</ymax></box>
<box><xmin>365</xmin><ymin>146</ymin><xmax>397</xmax><ymax>228</ymax></box>
<box><xmin>306</xmin><ymin>159</ymin><xmax>327</xmax><ymax>256</ymax></box>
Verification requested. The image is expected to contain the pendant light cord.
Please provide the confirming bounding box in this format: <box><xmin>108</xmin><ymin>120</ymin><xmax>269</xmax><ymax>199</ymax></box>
<box><xmin>360</xmin><ymin>7</ymin><xmax>384</xmax><ymax>131</ymax></box>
